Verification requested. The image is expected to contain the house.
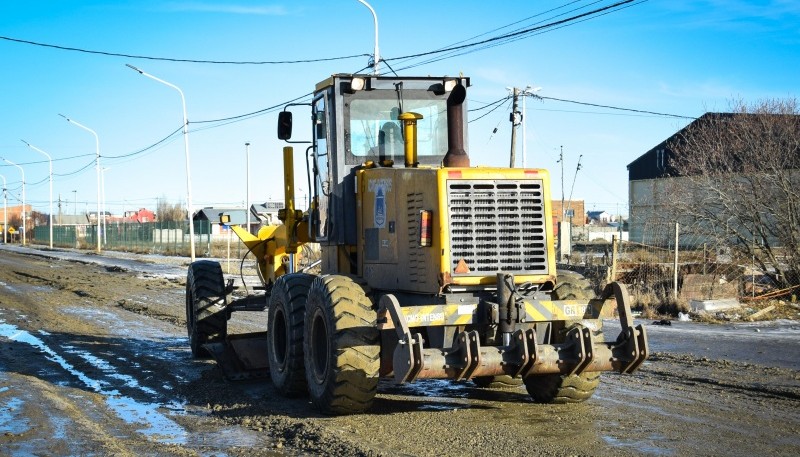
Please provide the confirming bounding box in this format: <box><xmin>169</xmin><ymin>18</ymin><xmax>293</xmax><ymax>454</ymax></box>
<box><xmin>627</xmin><ymin>115</ymin><xmax>708</xmax><ymax>244</ymax></box>
<box><xmin>193</xmin><ymin>207</ymin><xmax>262</xmax><ymax>236</ymax></box>
<box><xmin>252</xmin><ymin>201</ymin><xmax>284</xmax><ymax>226</ymax></box>
<box><xmin>123</xmin><ymin>208</ymin><xmax>155</xmax><ymax>223</ymax></box>
<box><xmin>586</xmin><ymin>210</ymin><xmax>612</xmax><ymax>224</ymax></box>
<box><xmin>54</xmin><ymin>214</ymin><xmax>90</xmax><ymax>226</ymax></box>
<box><xmin>1</xmin><ymin>204</ymin><xmax>32</xmax><ymax>224</ymax></box>
<box><xmin>551</xmin><ymin>200</ymin><xmax>585</xmax><ymax>227</ymax></box>
<box><xmin>627</xmin><ymin>112</ymin><xmax>800</xmax><ymax>245</ymax></box>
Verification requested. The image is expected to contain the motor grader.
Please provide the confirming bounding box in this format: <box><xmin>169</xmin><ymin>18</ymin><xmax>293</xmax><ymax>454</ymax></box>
<box><xmin>184</xmin><ymin>73</ymin><xmax>648</xmax><ymax>414</ymax></box>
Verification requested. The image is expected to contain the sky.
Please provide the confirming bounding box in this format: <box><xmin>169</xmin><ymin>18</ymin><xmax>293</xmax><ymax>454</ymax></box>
<box><xmin>0</xmin><ymin>0</ymin><xmax>798</xmax><ymax>219</ymax></box>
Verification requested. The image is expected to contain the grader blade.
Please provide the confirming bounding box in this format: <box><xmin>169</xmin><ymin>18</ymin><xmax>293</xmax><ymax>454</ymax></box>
<box><xmin>204</xmin><ymin>332</ymin><xmax>270</xmax><ymax>381</ymax></box>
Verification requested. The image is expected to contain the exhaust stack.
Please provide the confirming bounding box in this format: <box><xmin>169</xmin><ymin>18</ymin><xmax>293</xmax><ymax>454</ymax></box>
<box><xmin>399</xmin><ymin>112</ymin><xmax>423</xmax><ymax>168</ymax></box>
<box><xmin>443</xmin><ymin>84</ymin><xmax>470</xmax><ymax>168</ymax></box>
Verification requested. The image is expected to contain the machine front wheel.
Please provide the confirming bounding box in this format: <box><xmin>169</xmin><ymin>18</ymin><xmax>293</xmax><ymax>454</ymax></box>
<box><xmin>304</xmin><ymin>275</ymin><xmax>380</xmax><ymax>415</ymax></box>
<box><xmin>268</xmin><ymin>273</ymin><xmax>315</xmax><ymax>396</ymax></box>
<box><xmin>185</xmin><ymin>261</ymin><xmax>228</xmax><ymax>358</ymax></box>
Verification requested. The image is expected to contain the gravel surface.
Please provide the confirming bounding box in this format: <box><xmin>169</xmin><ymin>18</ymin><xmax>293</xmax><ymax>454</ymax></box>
<box><xmin>1</xmin><ymin>245</ymin><xmax>798</xmax><ymax>456</ymax></box>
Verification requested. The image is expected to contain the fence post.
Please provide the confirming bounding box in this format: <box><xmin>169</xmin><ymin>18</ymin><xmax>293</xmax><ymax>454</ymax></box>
<box><xmin>206</xmin><ymin>220</ymin><xmax>211</xmax><ymax>257</ymax></box>
<box><xmin>673</xmin><ymin>222</ymin><xmax>680</xmax><ymax>300</ymax></box>
<box><xmin>610</xmin><ymin>235</ymin><xmax>618</xmax><ymax>282</ymax></box>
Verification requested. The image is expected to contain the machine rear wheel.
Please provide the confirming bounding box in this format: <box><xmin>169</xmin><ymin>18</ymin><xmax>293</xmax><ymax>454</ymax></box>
<box><xmin>551</xmin><ymin>269</ymin><xmax>595</xmax><ymax>300</ymax></box>
<box><xmin>524</xmin><ymin>372</ymin><xmax>601</xmax><ymax>403</ymax></box>
<box><xmin>524</xmin><ymin>271</ymin><xmax>600</xmax><ymax>403</ymax></box>
<box><xmin>268</xmin><ymin>273</ymin><xmax>315</xmax><ymax>397</ymax></box>
<box><xmin>472</xmin><ymin>375</ymin><xmax>523</xmax><ymax>389</ymax></box>
<box><xmin>185</xmin><ymin>261</ymin><xmax>228</xmax><ymax>358</ymax></box>
<box><xmin>304</xmin><ymin>275</ymin><xmax>379</xmax><ymax>415</ymax></box>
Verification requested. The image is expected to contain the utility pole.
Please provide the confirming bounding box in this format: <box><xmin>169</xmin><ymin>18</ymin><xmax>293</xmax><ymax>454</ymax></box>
<box><xmin>508</xmin><ymin>87</ymin><xmax>521</xmax><ymax>167</ymax></box>
<box><xmin>566</xmin><ymin>154</ymin><xmax>583</xmax><ymax>224</ymax></box>
<box><xmin>558</xmin><ymin>146</ymin><xmax>565</xmax><ymax>219</ymax></box>
<box><xmin>245</xmin><ymin>142</ymin><xmax>251</xmax><ymax>235</ymax></box>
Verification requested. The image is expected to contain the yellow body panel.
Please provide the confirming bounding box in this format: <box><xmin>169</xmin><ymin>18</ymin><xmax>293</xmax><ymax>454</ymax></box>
<box><xmin>377</xmin><ymin>299</ymin><xmax>605</xmax><ymax>330</ymax></box>
<box><xmin>356</xmin><ymin>165</ymin><xmax>557</xmax><ymax>293</ymax></box>
<box><xmin>436</xmin><ymin>167</ymin><xmax>557</xmax><ymax>286</ymax></box>
<box><xmin>230</xmin><ymin>223</ymin><xmax>308</xmax><ymax>283</ymax></box>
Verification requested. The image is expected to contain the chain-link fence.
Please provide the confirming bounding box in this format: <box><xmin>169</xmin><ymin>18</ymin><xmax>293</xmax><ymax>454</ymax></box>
<box><xmin>613</xmin><ymin>222</ymin><xmax>767</xmax><ymax>312</ymax></box>
<box><xmin>29</xmin><ymin>222</ymin><xmax>323</xmax><ymax>280</ymax></box>
<box><xmin>31</xmin><ymin>220</ymin><xmax>213</xmax><ymax>256</ymax></box>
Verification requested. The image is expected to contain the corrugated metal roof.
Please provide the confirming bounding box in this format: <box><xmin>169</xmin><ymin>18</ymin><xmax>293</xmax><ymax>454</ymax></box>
<box><xmin>193</xmin><ymin>207</ymin><xmax>260</xmax><ymax>225</ymax></box>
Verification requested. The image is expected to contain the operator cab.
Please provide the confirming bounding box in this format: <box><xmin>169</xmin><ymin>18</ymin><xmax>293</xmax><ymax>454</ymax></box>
<box><xmin>280</xmin><ymin>75</ymin><xmax>471</xmax><ymax>257</ymax></box>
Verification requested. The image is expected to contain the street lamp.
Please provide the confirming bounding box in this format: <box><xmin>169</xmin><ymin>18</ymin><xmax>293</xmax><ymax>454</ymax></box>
<box><xmin>72</xmin><ymin>190</ymin><xmax>77</xmax><ymax>216</ymax></box>
<box><xmin>21</xmin><ymin>140</ymin><xmax>54</xmax><ymax>249</ymax></box>
<box><xmin>126</xmin><ymin>63</ymin><xmax>196</xmax><ymax>262</ymax></box>
<box><xmin>357</xmin><ymin>0</ymin><xmax>380</xmax><ymax>74</ymax></box>
<box><xmin>520</xmin><ymin>86</ymin><xmax>541</xmax><ymax>168</ymax></box>
<box><xmin>0</xmin><ymin>174</ymin><xmax>7</xmax><ymax>244</ymax></box>
<box><xmin>245</xmin><ymin>142</ymin><xmax>251</xmax><ymax>235</ymax></box>
<box><xmin>1</xmin><ymin>158</ymin><xmax>25</xmax><ymax>246</ymax></box>
<box><xmin>59</xmin><ymin>114</ymin><xmax>102</xmax><ymax>254</ymax></box>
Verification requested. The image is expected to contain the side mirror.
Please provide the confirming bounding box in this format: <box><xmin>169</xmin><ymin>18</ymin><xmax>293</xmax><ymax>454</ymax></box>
<box><xmin>278</xmin><ymin>111</ymin><xmax>293</xmax><ymax>140</ymax></box>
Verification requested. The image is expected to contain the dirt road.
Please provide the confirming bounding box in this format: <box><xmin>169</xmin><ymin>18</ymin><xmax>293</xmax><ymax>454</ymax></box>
<box><xmin>1</xmin><ymin>246</ymin><xmax>798</xmax><ymax>456</ymax></box>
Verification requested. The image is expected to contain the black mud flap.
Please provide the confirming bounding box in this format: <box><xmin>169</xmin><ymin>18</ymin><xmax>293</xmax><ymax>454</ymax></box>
<box><xmin>203</xmin><ymin>332</ymin><xmax>269</xmax><ymax>381</ymax></box>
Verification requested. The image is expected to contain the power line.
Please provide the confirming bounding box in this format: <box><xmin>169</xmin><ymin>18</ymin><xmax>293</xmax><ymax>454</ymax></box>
<box><xmin>471</xmin><ymin>98</ymin><xmax>512</xmax><ymax>123</ymax></box>
<box><xmin>388</xmin><ymin>0</ymin><xmax>589</xmax><ymax>68</ymax></box>
<box><xmin>387</xmin><ymin>0</ymin><xmax>637</xmax><ymax>71</ymax></box>
<box><xmin>539</xmin><ymin>96</ymin><xmax>696</xmax><ymax>119</ymax></box>
<box><xmin>0</xmin><ymin>35</ymin><xmax>370</xmax><ymax>65</ymax></box>
<box><xmin>468</xmin><ymin>97</ymin><xmax>509</xmax><ymax>112</ymax></box>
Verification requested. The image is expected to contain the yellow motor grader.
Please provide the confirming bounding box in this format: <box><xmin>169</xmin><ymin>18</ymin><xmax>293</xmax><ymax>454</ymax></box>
<box><xmin>184</xmin><ymin>74</ymin><xmax>648</xmax><ymax>414</ymax></box>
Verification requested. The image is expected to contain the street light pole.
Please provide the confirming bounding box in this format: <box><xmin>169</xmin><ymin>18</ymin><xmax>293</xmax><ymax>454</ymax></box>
<box><xmin>0</xmin><ymin>174</ymin><xmax>7</xmax><ymax>244</ymax></box>
<box><xmin>126</xmin><ymin>64</ymin><xmax>196</xmax><ymax>262</ymax></box>
<box><xmin>2</xmin><ymin>158</ymin><xmax>25</xmax><ymax>246</ymax></box>
<box><xmin>21</xmin><ymin>140</ymin><xmax>54</xmax><ymax>249</ymax></box>
<box><xmin>519</xmin><ymin>85</ymin><xmax>541</xmax><ymax>168</ymax></box>
<box><xmin>72</xmin><ymin>190</ymin><xmax>77</xmax><ymax>216</ymax></box>
<box><xmin>357</xmin><ymin>0</ymin><xmax>380</xmax><ymax>74</ymax></box>
<box><xmin>60</xmin><ymin>114</ymin><xmax>102</xmax><ymax>254</ymax></box>
<box><xmin>245</xmin><ymin>142</ymin><xmax>251</xmax><ymax>235</ymax></box>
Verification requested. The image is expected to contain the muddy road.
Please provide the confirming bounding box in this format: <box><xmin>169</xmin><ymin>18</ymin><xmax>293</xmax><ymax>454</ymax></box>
<box><xmin>1</xmin><ymin>246</ymin><xmax>798</xmax><ymax>456</ymax></box>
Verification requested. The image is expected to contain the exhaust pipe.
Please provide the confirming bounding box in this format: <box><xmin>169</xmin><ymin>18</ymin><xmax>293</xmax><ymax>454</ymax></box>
<box><xmin>443</xmin><ymin>83</ymin><xmax>470</xmax><ymax>168</ymax></box>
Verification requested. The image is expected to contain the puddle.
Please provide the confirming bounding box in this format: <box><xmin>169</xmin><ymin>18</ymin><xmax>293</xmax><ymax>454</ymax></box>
<box><xmin>0</xmin><ymin>396</ymin><xmax>32</xmax><ymax>435</ymax></box>
<box><xmin>63</xmin><ymin>345</ymin><xmax>160</xmax><ymax>396</ymax></box>
<box><xmin>387</xmin><ymin>379</ymin><xmax>472</xmax><ymax>411</ymax></box>
<box><xmin>0</xmin><ymin>320</ymin><xmax>188</xmax><ymax>444</ymax></box>
<box><xmin>0</xmin><ymin>279</ymin><xmax>51</xmax><ymax>294</ymax></box>
<box><xmin>602</xmin><ymin>433</ymin><xmax>674</xmax><ymax>456</ymax></box>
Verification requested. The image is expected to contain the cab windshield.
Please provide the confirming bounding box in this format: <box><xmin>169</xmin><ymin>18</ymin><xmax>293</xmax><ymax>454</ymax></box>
<box><xmin>345</xmin><ymin>91</ymin><xmax>448</xmax><ymax>165</ymax></box>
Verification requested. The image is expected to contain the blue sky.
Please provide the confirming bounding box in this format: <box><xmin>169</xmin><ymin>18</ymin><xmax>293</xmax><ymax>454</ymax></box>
<box><xmin>0</xmin><ymin>0</ymin><xmax>798</xmax><ymax>218</ymax></box>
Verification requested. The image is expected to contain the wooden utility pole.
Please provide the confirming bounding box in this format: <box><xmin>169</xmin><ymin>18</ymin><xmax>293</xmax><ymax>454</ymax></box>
<box><xmin>509</xmin><ymin>87</ymin><xmax>520</xmax><ymax>167</ymax></box>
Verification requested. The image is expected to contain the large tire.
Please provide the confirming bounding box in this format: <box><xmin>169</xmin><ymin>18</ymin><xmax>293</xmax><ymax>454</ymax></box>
<box><xmin>472</xmin><ymin>375</ymin><xmax>523</xmax><ymax>389</ymax></box>
<box><xmin>551</xmin><ymin>269</ymin><xmax>595</xmax><ymax>300</ymax></box>
<box><xmin>268</xmin><ymin>273</ymin><xmax>315</xmax><ymax>397</ymax></box>
<box><xmin>524</xmin><ymin>371</ymin><xmax>601</xmax><ymax>403</ymax></box>
<box><xmin>185</xmin><ymin>261</ymin><xmax>228</xmax><ymax>358</ymax></box>
<box><xmin>303</xmin><ymin>275</ymin><xmax>380</xmax><ymax>415</ymax></box>
<box><xmin>524</xmin><ymin>271</ymin><xmax>601</xmax><ymax>403</ymax></box>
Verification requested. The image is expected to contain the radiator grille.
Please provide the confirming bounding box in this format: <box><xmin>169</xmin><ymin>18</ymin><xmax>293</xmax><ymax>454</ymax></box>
<box><xmin>447</xmin><ymin>179</ymin><xmax>549</xmax><ymax>276</ymax></box>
